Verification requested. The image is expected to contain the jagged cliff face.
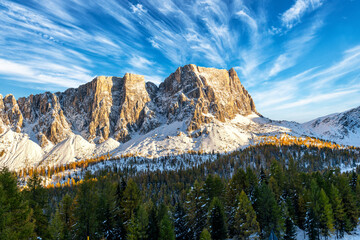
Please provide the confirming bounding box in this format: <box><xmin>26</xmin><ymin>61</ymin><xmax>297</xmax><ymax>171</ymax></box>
<box><xmin>157</xmin><ymin>64</ymin><xmax>256</xmax><ymax>131</ymax></box>
<box><xmin>0</xmin><ymin>65</ymin><xmax>257</xmax><ymax>145</ymax></box>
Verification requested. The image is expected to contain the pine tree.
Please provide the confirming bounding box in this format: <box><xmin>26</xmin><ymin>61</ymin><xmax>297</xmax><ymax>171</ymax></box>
<box><xmin>114</xmin><ymin>179</ymin><xmax>127</xmax><ymax>239</ymax></box>
<box><xmin>338</xmin><ymin>175</ymin><xmax>358</xmax><ymax>232</ymax></box>
<box><xmin>306</xmin><ymin>180</ymin><xmax>321</xmax><ymax>240</ymax></box>
<box><xmin>199</xmin><ymin>228</ymin><xmax>212</xmax><ymax>240</ymax></box>
<box><xmin>234</xmin><ymin>190</ymin><xmax>260</xmax><ymax>239</ymax></box>
<box><xmin>329</xmin><ymin>184</ymin><xmax>345</xmax><ymax>238</ymax></box>
<box><xmin>136</xmin><ymin>204</ymin><xmax>149</xmax><ymax>240</ymax></box>
<box><xmin>254</xmin><ymin>183</ymin><xmax>283</xmax><ymax>238</ymax></box>
<box><xmin>159</xmin><ymin>207</ymin><xmax>175</xmax><ymax>240</ymax></box>
<box><xmin>25</xmin><ymin>171</ymin><xmax>50</xmax><ymax>239</ymax></box>
<box><xmin>0</xmin><ymin>168</ymin><xmax>35</xmax><ymax>239</ymax></box>
<box><xmin>208</xmin><ymin>197</ymin><xmax>227</xmax><ymax>240</ymax></box>
<box><xmin>147</xmin><ymin>203</ymin><xmax>159</xmax><ymax>240</ymax></box>
<box><xmin>204</xmin><ymin>174</ymin><xmax>224</xmax><ymax>203</ymax></box>
<box><xmin>284</xmin><ymin>216</ymin><xmax>296</xmax><ymax>240</ymax></box>
<box><xmin>174</xmin><ymin>203</ymin><xmax>189</xmax><ymax>240</ymax></box>
<box><xmin>127</xmin><ymin>214</ymin><xmax>139</xmax><ymax>240</ymax></box>
<box><xmin>186</xmin><ymin>180</ymin><xmax>208</xmax><ymax>239</ymax></box>
<box><xmin>122</xmin><ymin>178</ymin><xmax>141</xmax><ymax>229</ymax></box>
<box><xmin>59</xmin><ymin>194</ymin><xmax>75</xmax><ymax>240</ymax></box>
<box><xmin>49</xmin><ymin>207</ymin><xmax>63</xmax><ymax>240</ymax></box>
<box><xmin>318</xmin><ymin>189</ymin><xmax>334</xmax><ymax>238</ymax></box>
<box><xmin>73</xmin><ymin>172</ymin><xmax>98</xmax><ymax>239</ymax></box>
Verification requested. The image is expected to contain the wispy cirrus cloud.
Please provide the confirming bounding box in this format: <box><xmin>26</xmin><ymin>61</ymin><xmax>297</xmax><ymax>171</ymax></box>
<box><xmin>0</xmin><ymin>0</ymin><xmax>358</xmax><ymax>122</ymax></box>
<box><xmin>281</xmin><ymin>0</ymin><xmax>324</xmax><ymax>29</ymax></box>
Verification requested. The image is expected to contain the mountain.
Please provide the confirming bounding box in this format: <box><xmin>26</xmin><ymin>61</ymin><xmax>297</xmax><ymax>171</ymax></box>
<box><xmin>0</xmin><ymin>64</ymin><xmax>359</xmax><ymax>170</ymax></box>
<box><xmin>302</xmin><ymin>106</ymin><xmax>360</xmax><ymax>146</ymax></box>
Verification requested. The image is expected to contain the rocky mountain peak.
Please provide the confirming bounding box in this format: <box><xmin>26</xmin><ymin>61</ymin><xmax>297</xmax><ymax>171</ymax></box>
<box><xmin>0</xmin><ymin>64</ymin><xmax>258</xmax><ymax>146</ymax></box>
<box><xmin>158</xmin><ymin>64</ymin><xmax>257</xmax><ymax>131</ymax></box>
<box><xmin>0</xmin><ymin>94</ymin><xmax>23</xmax><ymax>133</ymax></box>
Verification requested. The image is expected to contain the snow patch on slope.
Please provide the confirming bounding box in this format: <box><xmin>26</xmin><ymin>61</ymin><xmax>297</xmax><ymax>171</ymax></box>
<box><xmin>302</xmin><ymin>106</ymin><xmax>360</xmax><ymax>146</ymax></box>
<box><xmin>0</xmin><ymin>128</ymin><xmax>44</xmax><ymax>170</ymax></box>
<box><xmin>40</xmin><ymin>134</ymin><xmax>96</xmax><ymax>167</ymax></box>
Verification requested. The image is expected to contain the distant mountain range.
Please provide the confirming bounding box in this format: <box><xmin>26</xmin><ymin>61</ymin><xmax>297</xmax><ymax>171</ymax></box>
<box><xmin>0</xmin><ymin>64</ymin><xmax>359</xmax><ymax>170</ymax></box>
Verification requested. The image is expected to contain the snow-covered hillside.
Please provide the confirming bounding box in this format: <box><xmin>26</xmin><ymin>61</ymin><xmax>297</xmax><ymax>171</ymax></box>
<box><xmin>302</xmin><ymin>106</ymin><xmax>360</xmax><ymax>146</ymax></box>
<box><xmin>1</xmin><ymin>107</ymin><xmax>359</xmax><ymax>171</ymax></box>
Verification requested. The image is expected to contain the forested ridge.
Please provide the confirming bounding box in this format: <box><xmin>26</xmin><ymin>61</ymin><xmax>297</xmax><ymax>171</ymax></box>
<box><xmin>1</xmin><ymin>144</ymin><xmax>360</xmax><ymax>240</ymax></box>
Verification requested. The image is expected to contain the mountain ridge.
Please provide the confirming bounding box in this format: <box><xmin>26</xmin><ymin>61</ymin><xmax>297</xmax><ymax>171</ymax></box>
<box><xmin>0</xmin><ymin>64</ymin><xmax>359</xmax><ymax>170</ymax></box>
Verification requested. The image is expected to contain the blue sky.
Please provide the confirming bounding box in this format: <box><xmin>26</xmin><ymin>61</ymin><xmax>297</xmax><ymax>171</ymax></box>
<box><xmin>0</xmin><ymin>0</ymin><xmax>359</xmax><ymax>122</ymax></box>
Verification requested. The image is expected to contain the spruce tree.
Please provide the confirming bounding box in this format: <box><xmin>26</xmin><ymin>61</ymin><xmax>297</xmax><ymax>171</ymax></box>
<box><xmin>122</xmin><ymin>178</ymin><xmax>141</xmax><ymax>227</ymax></box>
<box><xmin>318</xmin><ymin>189</ymin><xmax>334</xmax><ymax>238</ymax></box>
<box><xmin>306</xmin><ymin>180</ymin><xmax>321</xmax><ymax>240</ymax></box>
<box><xmin>284</xmin><ymin>216</ymin><xmax>296</xmax><ymax>240</ymax></box>
<box><xmin>49</xmin><ymin>207</ymin><xmax>63</xmax><ymax>240</ymax></box>
<box><xmin>147</xmin><ymin>203</ymin><xmax>159</xmax><ymax>240</ymax></box>
<box><xmin>136</xmin><ymin>204</ymin><xmax>149</xmax><ymax>240</ymax></box>
<box><xmin>127</xmin><ymin>214</ymin><xmax>139</xmax><ymax>240</ymax></box>
<box><xmin>159</xmin><ymin>207</ymin><xmax>175</xmax><ymax>240</ymax></box>
<box><xmin>199</xmin><ymin>228</ymin><xmax>212</xmax><ymax>240</ymax></box>
<box><xmin>338</xmin><ymin>175</ymin><xmax>358</xmax><ymax>232</ymax></box>
<box><xmin>225</xmin><ymin>169</ymin><xmax>248</xmax><ymax>237</ymax></box>
<box><xmin>60</xmin><ymin>193</ymin><xmax>75</xmax><ymax>240</ymax></box>
<box><xmin>25</xmin><ymin>171</ymin><xmax>50</xmax><ymax>239</ymax></box>
<box><xmin>114</xmin><ymin>179</ymin><xmax>127</xmax><ymax>239</ymax></box>
<box><xmin>174</xmin><ymin>203</ymin><xmax>189</xmax><ymax>240</ymax></box>
<box><xmin>234</xmin><ymin>190</ymin><xmax>260</xmax><ymax>239</ymax></box>
<box><xmin>73</xmin><ymin>172</ymin><xmax>98</xmax><ymax>239</ymax></box>
<box><xmin>329</xmin><ymin>184</ymin><xmax>345</xmax><ymax>238</ymax></box>
<box><xmin>204</xmin><ymin>174</ymin><xmax>224</xmax><ymax>203</ymax></box>
<box><xmin>0</xmin><ymin>168</ymin><xmax>35</xmax><ymax>239</ymax></box>
<box><xmin>208</xmin><ymin>197</ymin><xmax>227</xmax><ymax>240</ymax></box>
<box><xmin>254</xmin><ymin>183</ymin><xmax>283</xmax><ymax>238</ymax></box>
<box><xmin>186</xmin><ymin>180</ymin><xmax>208</xmax><ymax>239</ymax></box>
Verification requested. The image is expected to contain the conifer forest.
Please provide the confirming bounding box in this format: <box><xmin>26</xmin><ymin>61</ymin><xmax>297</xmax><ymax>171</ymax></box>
<box><xmin>1</xmin><ymin>144</ymin><xmax>360</xmax><ymax>240</ymax></box>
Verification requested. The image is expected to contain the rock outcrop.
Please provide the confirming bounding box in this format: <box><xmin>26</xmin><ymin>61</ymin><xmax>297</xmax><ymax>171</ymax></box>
<box><xmin>157</xmin><ymin>64</ymin><xmax>257</xmax><ymax>131</ymax></box>
<box><xmin>0</xmin><ymin>64</ymin><xmax>257</xmax><ymax>145</ymax></box>
<box><xmin>113</xmin><ymin>73</ymin><xmax>151</xmax><ymax>141</ymax></box>
<box><xmin>0</xmin><ymin>94</ymin><xmax>23</xmax><ymax>133</ymax></box>
<box><xmin>17</xmin><ymin>92</ymin><xmax>72</xmax><ymax>145</ymax></box>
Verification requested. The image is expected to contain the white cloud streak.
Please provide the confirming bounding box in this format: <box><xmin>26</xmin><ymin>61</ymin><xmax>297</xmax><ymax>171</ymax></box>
<box><xmin>281</xmin><ymin>0</ymin><xmax>324</xmax><ymax>29</ymax></box>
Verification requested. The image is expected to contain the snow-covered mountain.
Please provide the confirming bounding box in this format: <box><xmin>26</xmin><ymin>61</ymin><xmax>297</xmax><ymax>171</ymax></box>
<box><xmin>302</xmin><ymin>106</ymin><xmax>360</xmax><ymax>147</ymax></box>
<box><xmin>0</xmin><ymin>64</ymin><xmax>359</xmax><ymax>170</ymax></box>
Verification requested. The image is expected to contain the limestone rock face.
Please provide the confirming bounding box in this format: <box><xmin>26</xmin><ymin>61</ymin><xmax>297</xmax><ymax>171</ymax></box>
<box><xmin>0</xmin><ymin>94</ymin><xmax>23</xmax><ymax>133</ymax></box>
<box><xmin>60</xmin><ymin>76</ymin><xmax>115</xmax><ymax>143</ymax></box>
<box><xmin>60</xmin><ymin>74</ymin><xmax>151</xmax><ymax>143</ymax></box>
<box><xmin>158</xmin><ymin>64</ymin><xmax>256</xmax><ymax>131</ymax></box>
<box><xmin>17</xmin><ymin>92</ymin><xmax>72</xmax><ymax>144</ymax></box>
<box><xmin>113</xmin><ymin>73</ymin><xmax>151</xmax><ymax>142</ymax></box>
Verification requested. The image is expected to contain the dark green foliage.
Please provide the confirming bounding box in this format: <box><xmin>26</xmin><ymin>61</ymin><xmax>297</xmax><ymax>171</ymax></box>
<box><xmin>329</xmin><ymin>184</ymin><xmax>345</xmax><ymax>238</ymax></box>
<box><xmin>234</xmin><ymin>190</ymin><xmax>260</xmax><ymax>239</ymax></box>
<box><xmin>186</xmin><ymin>180</ymin><xmax>208</xmax><ymax>239</ymax></box>
<box><xmin>284</xmin><ymin>217</ymin><xmax>297</xmax><ymax>240</ymax></box>
<box><xmin>254</xmin><ymin>183</ymin><xmax>283</xmax><ymax>238</ymax></box>
<box><xmin>159</xmin><ymin>206</ymin><xmax>175</xmax><ymax>240</ymax></box>
<box><xmin>208</xmin><ymin>197</ymin><xmax>227</xmax><ymax>240</ymax></box>
<box><xmin>199</xmin><ymin>228</ymin><xmax>212</xmax><ymax>240</ymax></box>
<box><xmin>174</xmin><ymin>203</ymin><xmax>189</xmax><ymax>240</ymax></box>
<box><xmin>73</xmin><ymin>172</ymin><xmax>98</xmax><ymax>239</ymax></box>
<box><xmin>59</xmin><ymin>193</ymin><xmax>75</xmax><ymax>240</ymax></box>
<box><xmin>0</xmin><ymin>168</ymin><xmax>35</xmax><ymax>239</ymax></box>
<box><xmin>2</xmin><ymin>144</ymin><xmax>360</xmax><ymax>240</ymax></box>
<box><xmin>25</xmin><ymin>171</ymin><xmax>50</xmax><ymax>239</ymax></box>
<box><xmin>147</xmin><ymin>203</ymin><xmax>160</xmax><ymax>240</ymax></box>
